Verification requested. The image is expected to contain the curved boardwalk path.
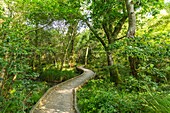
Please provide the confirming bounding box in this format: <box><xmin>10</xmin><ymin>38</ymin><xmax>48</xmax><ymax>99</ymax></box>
<box><xmin>30</xmin><ymin>67</ymin><xmax>95</xmax><ymax>113</ymax></box>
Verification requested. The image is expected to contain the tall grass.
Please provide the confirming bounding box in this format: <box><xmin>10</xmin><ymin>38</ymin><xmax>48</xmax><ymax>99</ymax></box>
<box><xmin>143</xmin><ymin>86</ymin><xmax>170</xmax><ymax>113</ymax></box>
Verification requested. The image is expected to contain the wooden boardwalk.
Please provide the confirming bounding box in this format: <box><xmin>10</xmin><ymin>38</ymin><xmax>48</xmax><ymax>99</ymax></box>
<box><xmin>30</xmin><ymin>67</ymin><xmax>95</xmax><ymax>113</ymax></box>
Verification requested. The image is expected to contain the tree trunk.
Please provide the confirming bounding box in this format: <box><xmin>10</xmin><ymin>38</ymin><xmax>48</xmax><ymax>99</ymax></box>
<box><xmin>106</xmin><ymin>51</ymin><xmax>121</xmax><ymax>85</ymax></box>
<box><xmin>32</xmin><ymin>23</ymin><xmax>39</xmax><ymax>71</ymax></box>
<box><xmin>0</xmin><ymin>68</ymin><xmax>5</xmax><ymax>88</ymax></box>
<box><xmin>125</xmin><ymin>0</ymin><xmax>138</xmax><ymax>78</ymax></box>
<box><xmin>85</xmin><ymin>20</ymin><xmax>123</xmax><ymax>85</ymax></box>
<box><xmin>129</xmin><ymin>56</ymin><xmax>138</xmax><ymax>77</ymax></box>
<box><xmin>60</xmin><ymin>39</ymin><xmax>72</xmax><ymax>70</ymax></box>
<box><xmin>85</xmin><ymin>47</ymin><xmax>89</xmax><ymax>66</ymax></box>
<box><xmin>69</xmin><ymin>37</ymin><xmax>75</xmax><ymax>68</ymax></box>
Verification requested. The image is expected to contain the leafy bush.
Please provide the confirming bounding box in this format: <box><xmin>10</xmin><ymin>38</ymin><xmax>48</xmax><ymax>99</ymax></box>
<box><xmin>77</xmin><ymin>78</ymin><xmax>170</xmax><ymax>113</ymax></box>
<box><xmin>0</xmin><ymin>77</ymin><xmax>48</xmax><ymax>113</ymax></box>
<box><xmin>39</xmin><ymin>68</ymin><xmax>77</xmax><ymax>82</ymax></box>
<box><xmin>122</xmin><ymin>76</ymin><xmax>158</xmax><ymax>92</ymax></box>
<box><xmin>77</xmin><ymin>79</ymin><xmax>148</xmax><ymax>113</ymax></box>
<box><xmin>117</xmin><ymin>36</ymin><xmax>170</xmax><ymax>83</ymax></box>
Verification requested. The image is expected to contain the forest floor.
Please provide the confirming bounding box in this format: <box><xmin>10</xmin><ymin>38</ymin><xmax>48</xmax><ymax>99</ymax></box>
<box><xmin>30</xmin><ymin>67</ymin><xmax>95</xmax><ymax>113</ymax></box>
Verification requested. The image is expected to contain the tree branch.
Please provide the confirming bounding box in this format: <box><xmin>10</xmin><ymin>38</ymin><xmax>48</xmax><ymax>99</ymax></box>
<box><xmin>102</xmin><ymin>23</ymin><xmax>111</xmax><ymax>44</ymax></box>
<box><xmin>112</xmin><ymin>15</ymin><xmax>127</xmax><ymax>41</ymax></box>
<box><xmin>84</xmin><ymin>20</ymin><xmax>107</xmax><ymax>50</ymax></box>
<box><xmin>115</xmin><ymin>35</ymin><xmax>126</xmax><ymax>41</ymax></box>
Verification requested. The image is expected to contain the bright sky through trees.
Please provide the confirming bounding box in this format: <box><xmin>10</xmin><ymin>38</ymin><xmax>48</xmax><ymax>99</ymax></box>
<box><xmin>165</xmin><ymin>0</ymin><xmax>170</xmax><ymax>3</ymax></box>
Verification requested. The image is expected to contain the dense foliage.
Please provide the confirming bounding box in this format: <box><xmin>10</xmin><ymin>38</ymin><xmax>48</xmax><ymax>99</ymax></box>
<box><xmin>0</xmin><ymin>0</ymin><xmax>170</xmax><ymax>112</ymax></box>
<box><xmin>0</xmin><ymin>0</ymin><xmax>79</xmax><ymax>112</ymax></box>
<box><xmin>77</xmin><ymin>1</ymin><xmax>170</xmax><ymax>112</ymax></box>
<box><xmin>78</xmin><ymin>79</ymin><xmax>170</xmax><ymax>113</ymax></box>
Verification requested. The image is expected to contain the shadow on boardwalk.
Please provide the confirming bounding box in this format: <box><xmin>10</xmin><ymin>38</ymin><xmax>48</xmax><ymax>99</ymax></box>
<box><xmin>30</xmin><ymin>66</ymin><xmax>95</xmax><ymax>113</ymax></box>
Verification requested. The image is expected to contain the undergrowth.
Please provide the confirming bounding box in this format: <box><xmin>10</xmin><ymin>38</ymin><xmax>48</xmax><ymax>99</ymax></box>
<box><xmin>77</xmin><ymin>79</ymin><xmax>170</xmax><ymax>113</ymax></box>
<box><xmin>39</xmin><ymin>68</ymin><xmax>77</xmax><ymax>82</ymax></box>
<box><xmin>0</xmin><ymin>78</ymin><xmax>48</xmax><ymax>113</ymax></box>
<box><xmin>0</xmin><ymin>68</ymin><xmax>78</xmax><ymax>113</ymax></box>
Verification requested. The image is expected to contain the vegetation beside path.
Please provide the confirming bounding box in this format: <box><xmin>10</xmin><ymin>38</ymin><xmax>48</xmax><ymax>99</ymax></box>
<box><xmin>77</xmin><ymin>79</ymin><xmax>170</xmax><ymax>113</ymax></box>
<box><xmin>0</xmin><ymin>66</ymin><xmax>78</xmax><ymax>112</ymax></box>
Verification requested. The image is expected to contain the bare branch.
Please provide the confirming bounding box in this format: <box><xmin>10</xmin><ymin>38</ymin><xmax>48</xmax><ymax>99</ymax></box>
<box><xmin>115</xmin><ymin>35</ymin><xmax>126</xmax><ymax>41</ymax></box>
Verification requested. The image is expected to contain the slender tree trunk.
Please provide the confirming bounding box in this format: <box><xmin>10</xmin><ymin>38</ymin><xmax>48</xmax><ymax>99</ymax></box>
<box><xmin>85</xmin><ymin>47</ymin><xmax>89</xmax><ymax>66</ymax></box>
<box><xmin>1</xmin><ymin>48</ymin><xmax>8</xmax><ymax>89</ymax></box>
<box><xmin>125</xmin><ymin>0</ymin><xmax>138</xmax><ymax>78</ymax></box>
<box><xmin>61</xmin><ymin>23</ymin><xmax>78</xmax><ymax>70</ymax></box>
<box><xmin>60</xmin><ymin>39</ymin><xmax>72</xmax><ymax>70</ymax></box>
<box><xmin>32</xmin><ymin>23</ymin><xmax>39</xmax><ymax>71</ymax></box>
<box><xmin>70</xmin><ymin>38</ymin><xmax>74</xmax><ymax>57</ymax></box>
<box><xmin>69</xmin><ymin>37</ymin><xmax>75</xmax><ymax>68</ymax></box>
<box><xmin>0</xmin><ymin>68</ymin><xmax>5</xmax><ymax>88</ymax></box>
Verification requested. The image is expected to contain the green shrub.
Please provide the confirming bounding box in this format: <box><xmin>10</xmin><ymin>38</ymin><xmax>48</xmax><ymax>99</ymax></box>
<box><xmin>39</xmin><ymin>68</ymin><xmax>77</xmax><ymax>82</ymax></box>
<box><xmin>0</xmin><ymin>78</ymin><xmax>48</xmax><ymax>113</ymax></box>
<box><xmin>77</xmin><ymin>78</ymin><xmax>170</xmax><ymax>113</ymax></box>
<box><xmin>77</xmin><ymin>79</ymin><xmax>147</xmax><ymax>113</ymax></box>
<box><xmin>143</xmin><ymin>90</ymin><xmax>170</xmax><ymax>113</ymax></box>
<box><xmin>122</xmin><ymin>76</ymin><xmax>158</xmax><ymax>92</ymax></box>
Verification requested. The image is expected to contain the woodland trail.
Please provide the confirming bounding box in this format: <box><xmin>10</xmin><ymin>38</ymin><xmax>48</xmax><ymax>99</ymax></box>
<box><xmin>30</xmin><ymin>66</ymin><xmax>95</xmax><ymax>113</ymax></box>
